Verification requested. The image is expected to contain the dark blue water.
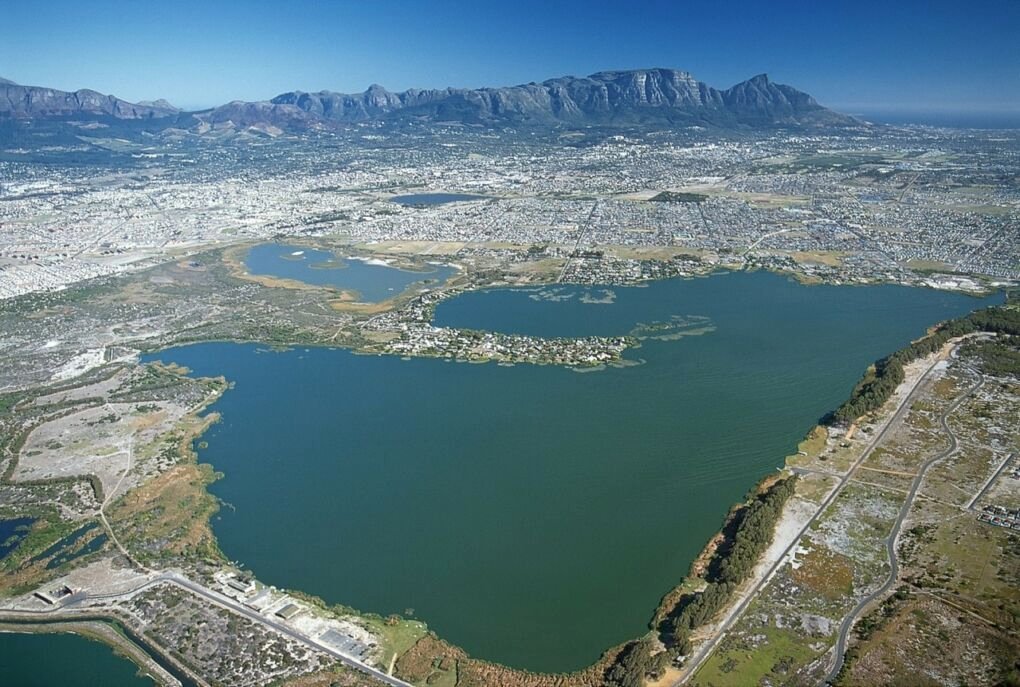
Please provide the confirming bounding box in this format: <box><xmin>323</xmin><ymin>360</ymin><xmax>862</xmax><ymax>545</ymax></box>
<box><xmin>0</xmin><ymin>632</ymin><xmax>154</xmax><ymax>686</ymax></box>
<box><xmin>144</xmin><ymin>271</ymin><xmax>999</xmax><ymax>672</ymax></box>
<box><xmin>244</xmin><ymin>243</ymin><xmax>456</xmax><ymax>302</ymax></box>
<box><xmin>433</xmin><ymin>272</ymin><xmax>997</xmax><ymax>341</ymax></box>
<box><xmin>0</xmin><ymin>517</ymin><xmax>35</xmax><ymax>559</ymax></box>
<box><xmin>30</xmin><ymin>522</ymin><xmax>99</xmax><ymax>564</ymax></box>
<box><xmin>46</xmin><ymin>533</ymin><xmax>107</xmax><ymax>570</ymax></box>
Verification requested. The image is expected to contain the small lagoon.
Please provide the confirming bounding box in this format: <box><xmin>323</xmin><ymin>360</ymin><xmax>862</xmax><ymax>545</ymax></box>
<box><xmin>390</xmin><ymin>192</ymin><xmax>490</xmax><ymax>206</ymax></box>
<box><xmin>0</xmin><ymin>517</ymin><xmax>35</xmax><ymax>560</ymax></box>
<box><xmin>244</xmin><ymin>243</ymin><xmax>456</xmax><ymax>302</ymax></box>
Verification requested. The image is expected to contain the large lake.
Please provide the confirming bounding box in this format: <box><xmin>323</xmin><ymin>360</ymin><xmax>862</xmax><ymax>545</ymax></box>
<box><xmin>145</xmin><ymin>271</ymin><xmax>998</xmax><ymax>672</ymax></box>
<box><xmin>244</xmin><ymin>243</ymin><xmax>456</xmax><ymax>302</ymax></box>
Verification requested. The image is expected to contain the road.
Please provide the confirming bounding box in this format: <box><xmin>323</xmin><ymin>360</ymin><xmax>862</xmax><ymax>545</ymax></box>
<box><xmin>823</xmin><ymin>357</ymin><xmax>984</xmax><ymax>683</ymax></box>
<box><xmin>97</xmin><ymin>431</ymin><xmax>140</xmax><ymax>568</ymax></box>
<box><xmin>556</xmin><ymin>200</ymin><xmax>600</xmax><ymax>283</ymax></box>
<box><xmin>6</xmin><ymin>569</ymin><xmax>412</xmax><ymax>687</ymax></box>
<box><xmin>965</xmin><ymin>451</ymin><xmax>1014</xmax><ymax>511</ymax></box>
<box><xmin>743</xmin><ymin>227</ymin><xmax>795</xmax><ymax>254</ymax></box>
<box><xmin>162</xmin><ymin>572</ymin><xmax>413</xmax><ymax>687</ymax></box>
<box><xmin>673</xmin><ymin>349</ymin><xmax>951</xmax><ymax>685</ymax></box>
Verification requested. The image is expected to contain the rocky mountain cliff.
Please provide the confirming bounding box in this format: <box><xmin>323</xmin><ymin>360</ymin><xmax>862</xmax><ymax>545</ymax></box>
<box><xmin>253</xmin><ymin>68</ymin><xmax>857</xmax><ymax>128</ymax></box>
<box><xmin>0</xmin><ymin>78</ymin><xmax>179</xmax><ymax>119</ymax></box>
<box><xmin>0</xmin><ymin>68</ymin><xmax>858</xmax><ymax>131</ymax></box>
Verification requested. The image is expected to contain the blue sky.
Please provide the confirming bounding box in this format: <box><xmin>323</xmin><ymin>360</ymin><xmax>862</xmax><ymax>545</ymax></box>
<box><xmin>2</xmin><ymin>0</ymin><xmax>1017</xmax><ymax>113</ymax></box>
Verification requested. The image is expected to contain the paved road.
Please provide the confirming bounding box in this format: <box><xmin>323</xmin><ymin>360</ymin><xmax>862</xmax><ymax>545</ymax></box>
<box><xmin>162</xmin><ymin>573</ymin><xmax>413</xmax><ymax>687</ymax></box>
<box><xmin>823</xmin><ymin>358</ymin><xmax>984</xmax><ymax>684</ymax></box>
<box><xmin>966</xmin><ymin>451</ymin><xmax>1014</xmax><ymax>511</ymax></box>
<box><xmin>8</xmin><ymin>570</ymin><xmax>410</xmax><ymax>687</ymax></box>
<box><xmin>673</xmin><ymin>352</ymin><xmax>950</xmax><ymax>685</ymax></box>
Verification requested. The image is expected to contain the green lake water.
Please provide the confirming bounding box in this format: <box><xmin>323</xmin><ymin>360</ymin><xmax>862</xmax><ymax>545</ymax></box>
<box><xmin>244</xmin><ymin>243</ymin><xmax>456</xmax><ymax>302</ymax></box>
<box><xmin>0</xmin><ymin>632</ymin><xmax>154</xmax><ymax>686</ymax></box>
<box><xmin>144</xmin><ymin>271</ymin><xmax>999</xmax><ymax>672</ymax></box>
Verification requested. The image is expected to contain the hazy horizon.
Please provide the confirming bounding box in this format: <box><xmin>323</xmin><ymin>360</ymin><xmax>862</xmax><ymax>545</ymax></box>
<box><xmin>2</xmin><ymin>0</ymin><xmax>1018</xmax><ymax>115</ymax></box>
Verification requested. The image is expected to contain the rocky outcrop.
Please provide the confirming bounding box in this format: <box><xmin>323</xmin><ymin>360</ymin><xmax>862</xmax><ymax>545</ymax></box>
<box><xmin>1</xmin><ymin>68</ymin><xmax>859</xmax><ymax>130</ymax></box>
<box><xmin>0</xmin><ymin>78</ymin><xmax>179</xmax><ymax>119</ymax></box>
<box><xmin>265</xmin><ymin>68</ymin><xmax>858</xmax><ymax>128</ymax></box>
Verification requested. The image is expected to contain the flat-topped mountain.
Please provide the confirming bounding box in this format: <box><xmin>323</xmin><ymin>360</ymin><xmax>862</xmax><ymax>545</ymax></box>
<box><xmin>1</xmin><ymin>68</ymin><xmax>859</xmax><ymax>131</ymax></box>
<box><xmin>254</xmin><ymin>68</ymin><xmax>857</xmax><ymax>128</ymax></box>
<box><xmin>0</xmin><ymin>77</ymin><xmax>179</xmax><ymax>119</ymax></box>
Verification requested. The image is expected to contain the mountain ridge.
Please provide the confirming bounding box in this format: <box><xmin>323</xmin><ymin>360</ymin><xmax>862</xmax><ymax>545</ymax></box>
<box><xmin>0</xmin><ymin>78</ymin><xmax>179</xmax><ymax>119</ymax></box>
<box><xmin>252</xmin><ymin>68</ymin><xmax>857</xmax><ymax>129</ymax></box>
<box><xmin>1</xmin><ymin>68</ymin><xmax>860</xmax><ymax>131</ymax></box>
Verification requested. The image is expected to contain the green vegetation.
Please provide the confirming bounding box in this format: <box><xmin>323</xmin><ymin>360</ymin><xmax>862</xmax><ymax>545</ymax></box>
<box><xmin>107</xmin><ymin>462</ymin><xmax>223</xmax><ymax>564</ymax></box>
<box><xmin>828</xmin><ymin>303</ymin><xmax>1020</xmax><ymax>424</ymax></box>
<box><xmin>657</xmin><ymin>476</ymin><xmax>799</xmax><ymax>657</ymax></box>
<box><xmin>0</xmin><ymin>392</ymin><xmax>24</xmax><ymax>414</ymax></box>
<box><xmin>0</xmin><ymin>515</ymin><xmax>79</xmax><ymax>571</ymax></box>
<box><xmin>0</xmin><ymin>510</ymin><xmax>83</xmax><ymax>595</ymax></box>
<box><xmin>694</xmin><ymin>626</ymin><xmax>818</xmax><ymax>687</ymax></box>
<box><xmin>360</xmin><ymin>614</ymin><xmax>429</xmax><ymax>668</ymax></box>
<box><xmin>850</xmin><ymin>587</ymin><xmax>910</xmax><ymax>644</ymax></box>
<box><xmin>962</xmin><ymin>335</ymin><xmax>1020</xmax><ymax>375</ymax></box>
<box><xmin>604</xmin><ymin>636</ymin><xmax>665</xmax><ymax>687</ymax></box>
<box><xmin>648</xmin><ymin>191</ymin><xmax>707</xmax><ymax>204</ymax></box>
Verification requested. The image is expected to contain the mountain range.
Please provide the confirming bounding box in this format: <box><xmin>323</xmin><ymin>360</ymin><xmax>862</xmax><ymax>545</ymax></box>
<box><xmin>0</xmin><ymin>68</ymin><xmax>860</xmax><ymax>131</ymax></box>
<box><xmin>0</xmin><ymin>77</ymin><xmax>179</xmax><ymax>119</ymax></box>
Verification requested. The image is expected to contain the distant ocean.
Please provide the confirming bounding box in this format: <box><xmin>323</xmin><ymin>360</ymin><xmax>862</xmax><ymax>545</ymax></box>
<box><xmin>851</xmin><ymin>110</ymin><xmax>1020</xmax><ymax>129</ymax></box>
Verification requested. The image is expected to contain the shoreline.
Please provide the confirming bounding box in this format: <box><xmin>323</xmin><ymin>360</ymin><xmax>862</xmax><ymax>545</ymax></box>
<box><xmin>0</xmin><ymin>253</ymin><xmax>1012</xmax><ymax>685</ymax></box>
<box><xmin>121</xmin><ymin>290</ymin><xmax>1007</xmax><ymax>683</ymax></box>
<box><xmin>0</xmin><ymin>614</ymin><xmax>205</xmax><ymax>687</ymax></box>
<box><xmin>0</xmin><ymin>348</ymin><xmax>991</xmax><ymax>686</ymax></box>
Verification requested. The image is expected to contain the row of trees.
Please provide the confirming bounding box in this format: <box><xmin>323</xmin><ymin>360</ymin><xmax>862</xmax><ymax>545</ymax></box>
<box><xmin>603</xmin><ymin>476</ymin><xmax>799</xmax><ymax>685</ymax></box>
<box><xmin>962</xmin><ymin>335</ymin><xmax>1020</xmax><ymax>376</ymax></box>
<box><xmin>666</xmin><ymin>476</ymin><xmax>799</xmax><ymax>655</ymax></box>
<box><xmin>604</xmin><ymin>637</ymin><xmax>668</xmax><ymax>687</ymax></box>
<box><xmin>829</xmin><ymin>303</ymin><xmax>1020</xmax><ymax>425</ymax></box>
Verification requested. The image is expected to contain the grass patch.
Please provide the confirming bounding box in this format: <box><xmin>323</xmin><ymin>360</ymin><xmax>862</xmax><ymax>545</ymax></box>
<box><xmin>107</xmin><ymin>462</ymin><xmax>222</xmax><ymax>563</ymax></box>
<box><xmin>791</xmin><ymin>545</ymin><xmax>854</xmax><ymax>599</ymax></box>
<box><xmin>692</xmin><ymin>626</ymin><xmax>817</xmax><ymax>687</ymax></box>
<box><xmin>648</xmin><ymin>191</ymin><xmax>707</xmax><ymax>204</ymax></box>
<box><xmin>360</xmin><ymin>615</ymin><xmax>429</xmax><ymax>669</ymax></box>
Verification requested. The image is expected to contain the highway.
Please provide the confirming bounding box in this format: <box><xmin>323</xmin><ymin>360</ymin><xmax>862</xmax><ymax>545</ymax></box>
<box><xmin>823</xmin><ymin>357</ymin><xmax>984</xmax><ymax>683</ymax></box>
<box><xmin>673</xmin><ymin>349</ymin><xmax>952</xmax><ymax>685</ymax></box>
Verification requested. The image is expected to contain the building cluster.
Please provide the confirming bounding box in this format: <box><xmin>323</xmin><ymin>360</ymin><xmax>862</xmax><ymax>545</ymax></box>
<box><xmin>213</xmin><ymin>570</ymin><xmax>374</xmax><ymax>660</ymax></box>
<box><xmin>1</xmin><ymin>125</ymin><xmax>1017</xmax><ymax>301</ymax></box>
<box><xmin>383</xmin><ymin>324</ymin><xmax>630</xmax><ymax>366</ymax></box>
<box><xmin>977</xmin><ymin>504</ymin><xmax>1020</xmax><ymax>531</ymax></box>
<box><xmin>361</xmin><ymin>289</ymin><xmax>631</xmax><ymax>365</ymax></box>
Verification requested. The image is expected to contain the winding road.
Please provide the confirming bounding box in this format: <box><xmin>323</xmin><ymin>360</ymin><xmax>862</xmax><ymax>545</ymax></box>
<box><xmin>674</xmin><ymin>349</ymin><xmax>953</xmax><ymax>685</ymax></box>
<box><xmin>823</xmin><ymin>355</ymin><xmax>983</xmax><ymax>683</ymax></box>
